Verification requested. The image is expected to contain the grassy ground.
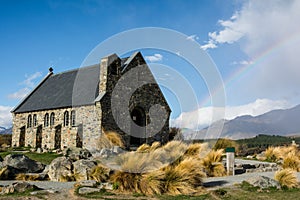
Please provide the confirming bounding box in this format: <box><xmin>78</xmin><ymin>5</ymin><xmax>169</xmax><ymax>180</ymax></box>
<box><xmin>73</xmin><ymin>184</ymin><xmax>300</xmax><ymax>200</ymax></box>
<box><xmin>0</xmin><ymin>148</ymin><xmax>62</xmax><ymax>165</ymax></box>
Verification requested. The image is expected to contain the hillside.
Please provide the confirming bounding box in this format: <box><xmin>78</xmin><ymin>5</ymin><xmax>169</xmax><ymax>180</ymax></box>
<box><xmin>192</xmin><ymin>104</ymin><xmax>300</xmax><ymax>139</ymax></box>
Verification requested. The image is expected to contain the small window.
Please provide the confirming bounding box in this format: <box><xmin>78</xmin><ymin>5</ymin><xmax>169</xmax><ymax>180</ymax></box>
<box><xmin>27</xmin><ymin>115</ymin><xmax>32</xmax><ymax>128</ymax></box>
<box><xmin>64</xmin><ymin>111</ymin><xmax>69</xmax><ymax>127</ymax></box>
<box><xmin>44</xmin><ymin>113</ymin><xmax>49</xmax><ymax>127</ymax></box>
<box><xmin>33</xmin><ymin>114</ymin><xmax>37</xmax><ymax>127</ymax></box>
<box><xmin>71</xmin><ymin>110</ymin><xmax>76</xmax><ymax>127</ymax></box>
<box><xmin>50</xmin><ymin>112</ymin><xmax>55</xmax><ymax>126</ymax></box>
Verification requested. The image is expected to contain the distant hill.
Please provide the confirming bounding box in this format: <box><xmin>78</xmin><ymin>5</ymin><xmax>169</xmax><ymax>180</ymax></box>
<box><xmin>190</xmin><ymin>104</ymin><xmax>300</xmax><ymax>140</ymax></box>
<box><xmin>0</xmin><ymin>127</ymin><xmax>12</xmax><ymax>134</ymax></box>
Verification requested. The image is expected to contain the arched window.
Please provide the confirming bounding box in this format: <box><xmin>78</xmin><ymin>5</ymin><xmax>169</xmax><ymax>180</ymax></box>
<box><xmin>64</xmin><ymin>111</ymin><xmax>69</xmax><ymax>127</ymax></box>
<box><xmin>33</xmin><ymin>114</ymin><xmax>37</xmax><ymax>127</ymax></box>
<box><xmin>44</xmin><ymin>113</ymin><xmax>49</xmax><ymax>127</ymax></box>
<box><xmin>50</xmin><ymin>112</ymin><xmax>55</xmax><ymax>126</ymax></box>
<box><xmin>71</xmin><ymin>110</ymin><xmax>76</xmax><ymax>127</ymax></box>
<box><xmin>27</xmin><ymin>115</ymin><xmax>32</xmax><ymax>128</ymax></box>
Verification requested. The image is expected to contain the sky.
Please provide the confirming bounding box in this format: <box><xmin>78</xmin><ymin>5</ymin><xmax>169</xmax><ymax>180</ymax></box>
<box><xmin>1</xmin><ymin>0</ymin><xmax>300</xmax><ymax>129</ymax></box>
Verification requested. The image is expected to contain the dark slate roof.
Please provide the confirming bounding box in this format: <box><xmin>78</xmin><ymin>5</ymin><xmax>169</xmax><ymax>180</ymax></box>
<box><xmin>13</xmin><ymin>64</ymin><xmax>100</xmax><ymax>113</ymax></box>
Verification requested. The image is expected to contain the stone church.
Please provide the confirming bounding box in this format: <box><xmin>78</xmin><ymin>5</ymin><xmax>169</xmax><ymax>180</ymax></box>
<box><xmin>11</xmin><ymin>52</ymin><xmax>171</xmax><ymax>150</ymax></box>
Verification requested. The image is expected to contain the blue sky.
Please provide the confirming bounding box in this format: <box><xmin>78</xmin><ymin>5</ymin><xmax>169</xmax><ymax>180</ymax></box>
<box><xmin>1</xmin><ymin>0</ymin><xmax>300</xmax><ymax>129</ymax></box>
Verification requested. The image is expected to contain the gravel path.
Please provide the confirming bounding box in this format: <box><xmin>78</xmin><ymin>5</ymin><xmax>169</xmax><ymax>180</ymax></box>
<box><xmin>203</xmin><ymin>171</ymin><xmax>300</xmax><ymax>189</ymax></box>
<box><xmin>0</xmin><ymin>180</ymin><xmax>76</xmax><ymax>191</ymax></box>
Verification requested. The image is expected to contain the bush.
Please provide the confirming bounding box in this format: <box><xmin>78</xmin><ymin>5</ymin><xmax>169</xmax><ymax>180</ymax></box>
<box><xmin>265</xmin><ymin>146</ymin><xmax>281</xmax><ymax>162</ymax></box>
<box><xmin>89</xmin><ymin>164</ymin><xmax>110</xmax><ymax>182</ymax></box>
<box><xmin>275</xmin><ymin>169</ymin><xmax>298</xmax><ymax>188</ymax></box>
<box><xmin>98</xmin><ymin>131</ymin><xmax>125</xmax><ymax>149</ymax></box>
<box><xmin>201</xmin><ymin>149</ymin><xmax>225</xmax><ymax>177</ymax></box>
<box><xmin>282</xmin><ymin>152</ymin><xmax>300</xmax><ymax>172</ymax></box>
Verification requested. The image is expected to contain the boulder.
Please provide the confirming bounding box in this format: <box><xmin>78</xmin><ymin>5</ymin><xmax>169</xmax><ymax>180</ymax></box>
<box><xmin>112</xmin><ymin>146</ymin><xmax>124</xmax><ymax>154</ymax></box>
<box><xmin>63</xmin><ymin>147</ymin><xmax>91</xmax><ymax>161</ymax></box>
<box><xmin>2</xmin><ymin>154</ymin><xmax>45</xmax><ymax>173</ymax></box>
<box><xmin>47</xmin><ymin>156</ymin><xmax>73</xmax><ymax>181</ymax></box>
<box><xmin>246</xmin><ymin>176</ymin><xmax>281</xmax><ymax>189</ymax></box>
<box><xmin>36</xmin><ymin>147</ymin><xmax>42</xmax><ymax>153</ymax></box>
<box><xmin>73</xmin><ymin>159</ymin><xmax>97</xmax><ymax>181</ymax></box>
<box><xmin>0</xmin><ymin>166</ymin><xmax>20</xmax><ymax>180</ymax></box>
<box><xmin>75</xmin><ymin>180</ymin><xmax>97</xmax><ymax>188</ymax></box>
<box><xmin>98</xmin><ymin>148</ymin><xmax>114</xmax><ymax>158</ymax></box>
<box><xmin>0</xmin><ymin>182</ymin><xmax>40</xmax><ymax>194</ymax></box>
<box><xmin>78</xmin><ymin>187</ymin><xmax>101</xmax><ymax>195</ymax></box>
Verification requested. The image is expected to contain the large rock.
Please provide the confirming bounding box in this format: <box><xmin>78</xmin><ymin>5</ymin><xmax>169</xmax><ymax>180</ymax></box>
<box><xmin>63</xmin><ymin>147</ymin><xmax>91</xmax><ymax>161</ymax></box>
<box><xmin>47</xmin><ymin>156</ymin><xmax>73</xmax><ymax>181</ymax></box>
<box><xmin>0</xmin><ymin>166</ymin><xmax>20</xmax><ymax>180</ymax></box>
<box><xmin>2</xmin><ymin>154</ymin><xmax>45</xmax><ymax>173</ymax></box>
<box><xmin>73</xmin><ymin>159</ymin><xmax>97</xmax><ymax>181</ymax></box>
<box><xmin>78</xmin><ymin>187</ymin><xmax>101</xmax><ymax>195</ymax></box>
<box><xmin>246</xmin><ymin>176</ymin><xmax>281</xmax><ymax>189</ymax></box>
<box><xmin>0</xmin><ymin>182</ymin><xmax>40</xmax><ymax>194</ymax></box>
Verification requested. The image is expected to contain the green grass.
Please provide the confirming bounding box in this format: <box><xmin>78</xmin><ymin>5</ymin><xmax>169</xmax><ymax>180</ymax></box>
<box><xmin>0</xmin><ymin>151</ymin><xmax>62</xmax><ymax>165</ymax></box>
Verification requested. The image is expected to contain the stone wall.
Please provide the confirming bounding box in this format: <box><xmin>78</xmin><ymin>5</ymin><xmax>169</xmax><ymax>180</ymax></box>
<box><xmin>12</xmin><ymin>104</ymin><xmax>102</xmax><ymax>150</ymax></box>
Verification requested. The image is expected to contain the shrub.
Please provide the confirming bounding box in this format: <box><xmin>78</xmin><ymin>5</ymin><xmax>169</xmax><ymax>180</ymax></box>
<box><xmin>265</xmin><ymin>146</ymin><xmax>281</xmax><ymax>162</ymax></box>
<box><xmin>98</xmin><ymin>131</ymin><xmax>125</xmax><ymax>149</ymax></box>
<box><xmin>275</xmin><ymin>168</ymin><xmax>298</xmax><ymax>188</ymax></box>
<box><xmin>110</xmin><ymin>171</ymin><xmax>142</xmax><ymax>193</ymax></box>
<box><xmin>213</xmin><ymin>138</ymin><xmax>239</xmax><ymax>152</ymax></box>
<box><xmin>105</xmin><ymin>131</ymin><xmax>125</xmax><ymax>148</ymax></box>
<box><xmin>201</xmin><ymin>149</ymin><xmax>225</xmax><ymax>177</ymax></box>
<box><xmin>89</xmin><ymin>164</ymin><xmax>110</xmax><ymax>182</ymax></box>
<box><xmin>136</xmin><ymin>144</ymin><xmax>150</xmax><ymax>153</ymax></box>
<box><xmin>282</xmin><ymin>152</ymin><xmax>300</xmax><ymax>172</ymax></box>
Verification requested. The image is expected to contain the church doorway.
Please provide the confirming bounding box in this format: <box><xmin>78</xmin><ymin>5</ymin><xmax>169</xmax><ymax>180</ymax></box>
<box><xmin>54</xmin><ymin>125</ymin><xmax>61</xmax><ymax>149</ymax></box>
<box><xmin>19</xmin><ymin>126</ymin><xmax>25</xmax><ymax>147</ymax></box>
<box><xmin>36</xmin><ymin>125</ymin><xmax>42</xmax><ymax>148</ymax></box>
<box><xmin>130</xmin><ymin>107</ymin><xmax>146</xmax><ymax>147</ymax></box>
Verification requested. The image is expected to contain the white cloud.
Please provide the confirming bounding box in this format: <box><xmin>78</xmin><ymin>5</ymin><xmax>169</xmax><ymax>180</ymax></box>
<box><xmin>0</xmin><ymin>106</ymin><xmax>13</xmax><ymax>128</ymax></box>
<box><xmin>171</xmin><ymin>99</ymin><xmax>292</xmax><ymax>130</ymax></box>
<box><xmin>186</xmin><ymin>34</ymin><xmax>199</xmax><ymax>42</ymax></box>
<box><xmin>8</xmin><ymin>72</ymin><xmax>42</xmax><ymax>100</ymax></box>
<box><xmin>200</xmin><ymin>40</ymin><xmax>217</xmax><ymax>50</ymax></box>
<box><xmin>145</xmin><ymin>54</ymin><xmax>163</xmax><ymax>62</ymax></box>
<box><xmin>22</xmin><ymin>72</ymin><xmax>42</xmax><ymax>88</ymax></box>
<box><xmin>203</xmin><ymin>0</ymin><xmax>300</xmax><ymax>105</ymax></box>
<box><xmin>231</xmin><ymin>60</ymin><xmax>253</xmax><ymax>65</ymax></box>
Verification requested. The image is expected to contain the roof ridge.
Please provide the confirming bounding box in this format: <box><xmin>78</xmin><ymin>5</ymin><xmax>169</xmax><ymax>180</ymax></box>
<box><xmin>52</xmin><ymin>63</ymin><xmax>100</xmax><ymax>76</ymax></box>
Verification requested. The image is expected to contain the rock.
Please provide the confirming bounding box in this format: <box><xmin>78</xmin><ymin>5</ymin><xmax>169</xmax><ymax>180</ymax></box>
<box><xmin>246</xmin><ymin>176</ymin><xmax>281</xmax><ymax>189</ymax></box>
<box><xmin>78</xmin><ymin>187</ymin><xmax>101</xmax><ymax>195</ymax></box>
<box><xmin>30</xmin><ymin>189</ymin><xmax>58</xmax><ymax>195</ymax></box>
<box><xmin>47</xmin><ymin>156</ymin><xmax>73</xmax><ymax>181</ymax></box>
<box><xmin>0</xmin><ymin>166</ymin><xmax>20</xmax><ymax>180</ymax></box>
<box><xmin>2</xmin><ymin>154</ymin><xmax>45</xmax><ymax>173</ymax></box>
<box><xmin>36</xmin><ymin>147</ymin><xmax>42</xmax><ymax>153</ymax></box>
<box><xmin>246</xmin><ymin>155</ymin><xmax>254</xmax><ymax>159</ymax></box>
<box><xmin>73</xmin><ymin>160</ymin><xmax>97</xmax><ymax>181</ymax></box>
<box><xmin>98</xmin><ymin>148</ymin><xmax>114</xmax><ymax>158</ymax></box>
<box><xmin>76</xmin><ymin>180</ymin><xmax>97</xmax><ymax>188</ymax></box>
<box><xmin>112</xmin><ymin>146</ymin><xmax>124</xmax><ymax>154</ymax></box>
<box><xmin>256</xmin><ymin>152</ymin><xmax>266</xmax><ymax>160</ymax></box>
<box><xmin>99</xmin><ymin>182</ymin><xmax>113</xmax><ymax>190</ymax></box>
<box><xmin>0</xmin><ymin>182</ymin><xmax>40</xmax><ymax>194</ymax></box>
<box><xmin>63</xmin><ymin>147</ymin><xmax>91</xmax><ymax>161</ymax></box>
<box><xmin>0</xmin><ymin>156</ymin><xmax>3</xmax><ymax>162</ymax></box>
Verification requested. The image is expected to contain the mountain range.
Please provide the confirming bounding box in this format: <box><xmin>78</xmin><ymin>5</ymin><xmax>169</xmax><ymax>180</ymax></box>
<box><xmin>186</xmin><ymin>104</ymin><xmax>300</xmax><ymax>140</ymax></box>
<box><xmin>0</xmin><ymin>126</ymin><xmax>12</xmax><ymax>134</ymax></box>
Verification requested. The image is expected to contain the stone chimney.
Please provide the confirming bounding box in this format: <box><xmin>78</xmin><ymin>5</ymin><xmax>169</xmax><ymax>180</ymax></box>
<box><xmin>99</xmin><ymin>54</ymin><xmax>119</xmax><ymax>94</ymax></box>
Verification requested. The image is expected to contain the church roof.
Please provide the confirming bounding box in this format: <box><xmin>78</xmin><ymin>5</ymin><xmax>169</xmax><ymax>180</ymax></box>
<box><xmin>12</xmin><ymin>64</ymin><xmax>101</xmax><ymax>113</ymax></box>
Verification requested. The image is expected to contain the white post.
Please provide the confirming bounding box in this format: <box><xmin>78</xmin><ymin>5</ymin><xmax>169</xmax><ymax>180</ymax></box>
<box><xmin>226</xmin><ymin>147</ymin><xmax>235</xmax><ymax>176</ymax></box>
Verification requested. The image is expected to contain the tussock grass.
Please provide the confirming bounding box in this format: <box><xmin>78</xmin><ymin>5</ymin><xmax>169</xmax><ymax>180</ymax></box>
<box><xmin>16</xmin><ymin>173</ymin><xmax>40</xmax><ymax>181</ymax></box>
<box><xmin>282</xmin><ymin>152</ymin><xmax>300</xmax><ymax>172</ymax></box>
<box><xmin>89</xmin><ymin>164</ymin><xmax>110</xmax><ymax>182</ymax></box>
<box><xmin>110</xmin><ymin>171</ymin><xmax>142</xmax><ymax>193</ymax></box>
<box><xmin>275</xmin><ymin>168</ymin><xmax>298</xmax><ymax>188</ymax></box>
<box><xmin>201</xmin><ymin>149</ymin><xmax>225</xmax><ymax>177</ymax></box>
<box><xmin>136</xmin><ymin>144</ymin><xmax>150</xmax><ymax>153</ymax></box>
<box><xmin>98</xmin><ymin>131</ymin><xmax>125</xmax><ymax>149</ymax></box>
<box><xmin>184</xmin><ymin>143</ymin><xmax>204</xmax><ymax>158</ymax></box>
<box><xmin>150</xmin><ymin>142</ymin><xmax>161</xmax><ymax>151</ymax></box>
<box><xmin>265</xmin><ymin>146</ymin><xmax>282</xmax><ymax>162</ymax></box>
